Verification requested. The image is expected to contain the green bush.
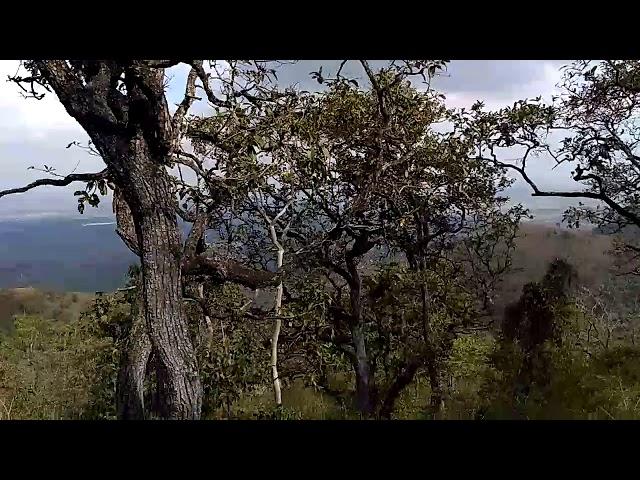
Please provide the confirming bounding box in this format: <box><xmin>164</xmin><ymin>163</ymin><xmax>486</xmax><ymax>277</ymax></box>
<box><xmin>477</xmin><ymin>303</ymin><xmax>640</xmax><ymax>420</ymax></box>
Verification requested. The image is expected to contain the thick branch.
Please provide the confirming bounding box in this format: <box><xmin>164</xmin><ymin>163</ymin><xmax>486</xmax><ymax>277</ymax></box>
<box><xmin>113</xmin><ymin>187</ymin><xmax>140</xmax><ymax>256</ymax></box>
<box><xmin>0</xmin><ymin>169</ymin><xmax>108</xmax><ymax>199</ymax></box>
<box><xmin>124</xmin><ymin>62</ymin><xmax>173</xmax><ymax>157</ymax></box>
<box><xmin>171</xmin><ymin>67</ymin><xmax>199</xmax><ymax>152</ymax></box>
<box><xmin>183</xmin><ymin>208</ymin><xmax>209</xmax><ymax>258</ymax></box>
<box><xmin>188</xmin><ymin>60</ymin><xmax>233</xmax><ymax>108</ymax></box>
<box><xmin>182</xmin><ymin>254</ymin><xmax>280</xmax><ymax>289</ymax></box>
<box><xmin>379</xmin><ymin>356</ymin><xmax>422</xmax><ymax>419</ymax></box>
<box><xmin>34</xmin><ymin>61</ymin><xmax>121</xmax><ymax>134</ymax></box>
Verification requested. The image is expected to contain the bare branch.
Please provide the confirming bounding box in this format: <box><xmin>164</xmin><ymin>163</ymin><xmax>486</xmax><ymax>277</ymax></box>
<box><xmin>113</xmin><ymin>187</ymin><xmax>140</xmax><ymax>256</ymax></box>
<box><xmin>360</xmin><ymin>60</ymin><xmax>389</xmax><ymax>123</ymax></box>
<box><xmin>0</xmin><ymin>169</ymin><xmax>108</xmax><ymax>199</ymax></box>
<box><xmin>188</xmin><ymin>60</ymin><xmax>233</xmax><ymax>108</ymax></box>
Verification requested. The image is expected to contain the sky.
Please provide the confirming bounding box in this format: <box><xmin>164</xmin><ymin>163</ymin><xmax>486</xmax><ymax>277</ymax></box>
<box><xmin>0</xmin><ymin>60</ymin><xmax>583</xmax><ymax>219</ymax></box>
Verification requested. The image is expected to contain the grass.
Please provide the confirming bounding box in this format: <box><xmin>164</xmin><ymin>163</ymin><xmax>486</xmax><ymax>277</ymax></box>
<box><xmin>0</xmin><ymin>288</ymin><xmax>93</xmax><ymax>333</ymax></box>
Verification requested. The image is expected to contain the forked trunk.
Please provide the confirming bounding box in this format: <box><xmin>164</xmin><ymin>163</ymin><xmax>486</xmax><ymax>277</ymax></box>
<box><xmin>124</xmin><ymin>150</ymin><xmax>203</xmax><ymax>420</ymax></box>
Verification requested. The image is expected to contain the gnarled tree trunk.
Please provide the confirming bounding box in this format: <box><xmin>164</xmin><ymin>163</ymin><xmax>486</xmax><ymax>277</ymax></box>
<box><xmin>125</xmin><ymin>155</ymin><xmax>203</xmax><ymax>419</ymax></box>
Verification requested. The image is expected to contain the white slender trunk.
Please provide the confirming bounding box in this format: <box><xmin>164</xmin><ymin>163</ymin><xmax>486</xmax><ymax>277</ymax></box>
<box><xmin>257</xmin><ymin>196</ymin><xmax>294</xmax><ymax>407</ymax></box>
<box><xmin>197</xmin><ymin>284</ymin><xmax>213</xmax><ymax>340</ymax></box>
<box><xmin>270</xmin><ymin>225</ymin><xmax>284</xmax><ymax>406</ymax></box>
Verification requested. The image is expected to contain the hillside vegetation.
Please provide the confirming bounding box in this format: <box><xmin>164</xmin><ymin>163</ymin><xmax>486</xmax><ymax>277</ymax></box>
<box><xmin>0</xmin><ymin>288</ymin><xmax>93</xmax><ymax>333</ymax></box>
<box><xmin>1</xmin><ymin>224</ymin><xmax>639</xmax><ymax>420</ymax></box>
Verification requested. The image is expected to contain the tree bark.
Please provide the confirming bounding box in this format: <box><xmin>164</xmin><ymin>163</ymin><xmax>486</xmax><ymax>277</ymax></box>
<box><xmin>262</xmin><ymin>204</ymin><xmax>291</xmax><ymax>407</ymax></box>
<box><xmin>113</xmin><ymin>192</ymin><xmax>151</xmax><ymax>420</ymax></box>
<box><xmin>428</xmin><ymin>363</ymin><xmax>446</xmax><ymax>419</ymax></box>
<box><xmin>351</xmin><ymin>323</ymin><xmax>373</xmax><ymax>416</ymax></box>
<box><xmin>10</xmin><ymin>61</ymin><xmax>206</xmax><ymax>419</ymax></box>
<box><xmin>271</xmin><ymin>244</ymin><xmax>284</xmax><ymax>406</ymax></box>
<box><xmin>138</xmin><ymin>206</ymin><xmax>202</xmax><ymax>419</ymax></box>
<box><xmin>345</xmin><ymin>246</ymin><xmax>374</xmax><ymax>417</ymax></box>
<box><xmin>378</xmin><ymin>358</ymin><xmax>421</xmax><ymax>419</ymax></box>
<box><xmin>116</xmin><ymin>290</ymin><xmax>152</xmax><ymax>420</ymax></box>
<box><xmin>123</xmin><ymin>150</ymin><xmax>203</xmax><ymax>420</ymax></box>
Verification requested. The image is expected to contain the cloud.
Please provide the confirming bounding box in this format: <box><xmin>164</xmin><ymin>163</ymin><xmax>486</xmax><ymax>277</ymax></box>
<box><xmin>0</xmin><ymin>61</ymin><xmax>86</xmax><ymax>142</ymax></box>
<box><xmin>433</xmin><ymin>60</ymin><xmax>567</xmax><ymax>98</ymax></box>
<box><xmin>441</xmin><ymin>60</ymin><xmax>565</xmax><ymax>110</ymax></box>
<box><xmin>436</xmin><ymin>61</ymin><xmax>584</xmax><ymax>195</ymax></box>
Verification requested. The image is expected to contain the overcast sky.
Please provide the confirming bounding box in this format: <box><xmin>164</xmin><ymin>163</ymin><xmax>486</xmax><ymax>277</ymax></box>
<box><xmin>0</xmin><ymin>60</ymin><xmax>580</xmax><ymax>218</ymax></box>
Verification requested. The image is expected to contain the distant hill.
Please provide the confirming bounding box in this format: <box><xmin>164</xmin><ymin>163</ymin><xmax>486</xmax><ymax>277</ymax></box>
<box><xmin>0</xmin><ymin>215</ymin><xmax>204</xmax><ymax>292</ymax></box>
<box><xmin>0</xmin><ymin>216</ymin><xmax>138</xmax><ymax>292</ymax></box>
<box><xmin>0</xmin><ymin>287</ymin><xmax>94</xmax><ymax>333</ymax></box>
<box><xmin>0</xmin><ymin>187</ymin><xmax>115</xmax><ymax>221</ymax></box>
<box><xmin>505</xmin><ymin>183</ymin><xmax>600</xmax><ymax>211</ymax></box>
<box><xmin>0</xmin><ymin>197</ymin><xmax>604</xmax><ymax>294</ymax></box>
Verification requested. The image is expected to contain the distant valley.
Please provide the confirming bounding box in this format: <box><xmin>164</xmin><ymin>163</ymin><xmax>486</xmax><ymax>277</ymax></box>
<box><xmin>0</xmin><ymin>199</ymin><xmax>592</xmax><ymax>293</ymax></box>
<box><xmin>0</xmin><ymin>216</ymin><xmax>138</xmax><ymax>292</ymax></box>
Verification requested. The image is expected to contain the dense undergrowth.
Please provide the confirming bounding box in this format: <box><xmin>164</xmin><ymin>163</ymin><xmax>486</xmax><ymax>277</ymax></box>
<box><xmin>1</xmin><ymin>225</ymin><xmax>639</xmax><ymax>420</ymax></box>
<box><xmin>3</xmin><ymin>312</ymin><xmax>640</xmax><ymax>420</ymax></box>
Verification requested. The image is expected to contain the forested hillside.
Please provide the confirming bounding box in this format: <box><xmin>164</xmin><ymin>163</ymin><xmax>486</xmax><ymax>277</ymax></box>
<box><xmin>2</xmin><ymin>224</ymin><xmax>638</xmax><ymax>419</ymax></box>
<box><xmin>0</xmin><ymin>59</ymin><xmax>638</xmax><ymax>420</ymax></box>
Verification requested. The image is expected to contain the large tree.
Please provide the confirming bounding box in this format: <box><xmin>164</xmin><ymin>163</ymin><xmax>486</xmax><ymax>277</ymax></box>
<box><xmin>0</xmin><ymin>60</ymin><xmax>282</xmax><ymax>419</ymax></box>
<box><xmin>203</xmin><ymin>60</ymin><xmax>525</xmax><ymax>417</ymax></box>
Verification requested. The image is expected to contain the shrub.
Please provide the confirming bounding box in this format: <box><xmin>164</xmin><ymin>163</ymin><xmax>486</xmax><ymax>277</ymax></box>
<box><xmin>0</xmin><ymin>313</ymin><xmax>115</xmax><ymax>419</ymax></box>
